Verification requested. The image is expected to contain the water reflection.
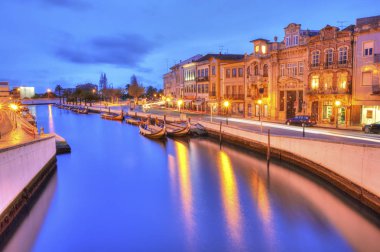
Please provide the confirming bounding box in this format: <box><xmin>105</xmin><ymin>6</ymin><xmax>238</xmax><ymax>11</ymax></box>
<box><xmin>174</xmin><ymin>141</ymin><xmax>194</xmax><ymax>242</ymax></box>
<box><xmin>218</xmin><ymin>151</ymin><xmax>242</xmax><ymax>247</ymax></box>
<box><xmin>48</xmin><ymin>104</ymin><xmax>54</xmax><ymax>133</ymax></box>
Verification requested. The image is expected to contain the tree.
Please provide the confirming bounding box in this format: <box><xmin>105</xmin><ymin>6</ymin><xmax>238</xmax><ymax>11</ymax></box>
<box><xmin>127</xmin><ymin>75</ymin><xmax>145</xmax><ymax>102</ymax></box>
<box><xmin>145</xmin><ymin>85</ymin><xmax>158</xmax><ymax>99</ymax></box>
<box><xmin>55</xmin><ymin>85</ymin><xmax>63</xmax><ymax>104</ymax></box>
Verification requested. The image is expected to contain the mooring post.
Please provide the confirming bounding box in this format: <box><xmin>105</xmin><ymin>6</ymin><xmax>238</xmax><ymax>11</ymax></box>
<box><xmin>267</xmin><ymin>129</ymin><xmax>271</xmax><ymax>164</ymax></box>
<box><xmin>219</xmin><ymin>121</ymin><xmax>222</xmax><ymax>148</ymax></box>
<box><xmin>108</xmin><ymin>107</ymin><xmax>110</xmax><ymax>114</ymax></box>
<box><xmin>302</xmin><ymin>123</ymin><xmax>305</xmax><ymax>138</ymax></box>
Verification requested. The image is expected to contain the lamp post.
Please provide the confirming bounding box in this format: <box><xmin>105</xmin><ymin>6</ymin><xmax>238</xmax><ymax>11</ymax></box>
<box><xmin>210</xmin><ymin>103</ymin><xmax>217</xmax><ymax>122</ymax></box>
<box><xmin>258</xmin><ymin>99</ymin><xmax>263</xmax><ymax>132</ymax></box>
<box><xmin>335</xmin><ymin>100</ymin><xmax>341</xmax><ymax>129</ymax></box>
<box><xmin>223</xmin><ymin>100</ymin><xmax>230</xmax><ymax>125</ymax></box>
<box><xmin>47</xmin><ymin>88</ymin><xmax>51</xmax><ymax>99</ymax></box>
<box><xmin>177</xmin><ymin>99</ymin><xmax>183</xmax><ymax>120</ymax></box>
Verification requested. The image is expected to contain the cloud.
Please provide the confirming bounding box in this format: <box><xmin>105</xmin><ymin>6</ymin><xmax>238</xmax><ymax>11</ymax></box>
<box><xmin>40</xmin><ymin>0</ymin><xmax>91</xmax><ymax>10</ymax></box>
<box><xmin>55</xmin><ymin>34</ymin><xmax>158</xmax><ymax>68</ymax></box>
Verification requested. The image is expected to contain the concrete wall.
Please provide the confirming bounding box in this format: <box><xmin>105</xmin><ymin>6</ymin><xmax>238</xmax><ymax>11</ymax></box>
<box><xmin>0</xmin><ymin>136</ymin><xmax>56</xmax><ymax>214</ymax></box>
<box><xmin>200</xmin><ymin>121</ymin><xmax>380</xmax><ymax>198</ymax></box>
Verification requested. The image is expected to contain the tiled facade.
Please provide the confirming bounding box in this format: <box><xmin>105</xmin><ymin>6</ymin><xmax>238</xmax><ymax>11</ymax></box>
<box><xmin>163</xmin><ymin>15</ymin><xmax>380</xmax><ymax>125</ymax></box>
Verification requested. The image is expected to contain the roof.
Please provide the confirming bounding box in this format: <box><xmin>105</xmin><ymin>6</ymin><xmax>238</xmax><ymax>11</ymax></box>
<box><xmin>249</xmin><ymin>38</ymin><xmax>270</xmax><ymax>43</ymax></box>
<box><xmin>170</xmin><ymin>54</ymin><xmax>203</xmax><ymax>69</ymax></box>
<box><xmin>195</xmin><ymin>54</ymin><xmax>244</xmax><ymax>62</ymax></box>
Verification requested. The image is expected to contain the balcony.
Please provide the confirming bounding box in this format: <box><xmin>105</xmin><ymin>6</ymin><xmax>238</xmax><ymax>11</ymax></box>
<box><xmin>225</xmin><ymin>94</ymin><xmax>245</xmax><ymax>100</ymax></box>
<box><xmin>196</xmin><ymin>76</ymin><xmax>209</xmax><ymax>82</ymax></box>
<box><xmin>310</xmin><ymin>63</ymin><xmax>320</xmax><ymax>70</ymax></box>
<box><xmin>306</xmin><ymin>87</ymin><xmax>351</xmax><ymax>95</ymax></box>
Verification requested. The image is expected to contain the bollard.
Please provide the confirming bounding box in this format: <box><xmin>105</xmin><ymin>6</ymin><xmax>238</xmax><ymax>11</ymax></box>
<box><xmin>267</xmin><ymin>129</ymin><xmax>271</xmax><ymax>165</ymax></box>
<box><xmin>302</xmin><ymin>123</ymin><xmax>305</xmax><ymax>137</ymax></box>
<box><xmin>219</xmin><ymin>121</ymin><xmax>222</xmax><ymax>148</ymax></box>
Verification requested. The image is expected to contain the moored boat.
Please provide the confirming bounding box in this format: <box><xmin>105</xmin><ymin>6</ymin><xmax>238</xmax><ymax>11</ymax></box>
<box><xmin>101</xmin><ymin>113</ymin><xmax>124</xmax><ymax>121</ymax></box>
<box><xmin>166</xmin><ymin>121</ymin><xmax>190</xmax><ymax>137</ymax></box>
<box><xmin>126</xmin><ymin>118</ymin><xmax>141</xmax><ymax>125</ymax></box>
<box><xmin>139</xmin><ymin>124</ymin><xmax>166</xmax><ymax>139</ymax></box>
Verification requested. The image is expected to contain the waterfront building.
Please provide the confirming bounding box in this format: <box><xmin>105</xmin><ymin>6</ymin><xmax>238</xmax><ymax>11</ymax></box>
<box><xmin>306</xmin><ymin>25</ymin><xmax>354</xmax><ymax>126</ymax></box>
<box><xmin>163</xmin><ymin>71</ymin><xmax>176</xmax><ymax>98</ymax></box>
<box><xmin>182</xmin><ymin>61</ymin><xmax>197</xmax><ymax>109</ymax></box>
<box><xmin>195</xmin><ymin>54</ymin><xmax>244</xmax><ymax>114</ymax></box>
<box><xmin>222</xmin><ymin>59</ymin><xmax>246</xmax><ymax>116</ymax></box>
<box><xmin>245</xmin><ymin>39</ymin><xmax>273</xmax><ymax>118</ymax></box>
<box><xmin>271</xmin><ymin>24</ymin><xmax>319</xmax><ymax>121</ymax></box>
<box><xmin>0</xmin><ymin>81</ymin><xmax>10</xmax><ymax>101</ymax></box>
<box><xmin>352</xmin><ymin>15</ymin><xmax>380</xmax><ymax>125</ymax></box>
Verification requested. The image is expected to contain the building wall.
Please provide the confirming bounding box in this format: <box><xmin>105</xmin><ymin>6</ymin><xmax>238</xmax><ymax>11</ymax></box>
<box><xmin>0</xmin><ymin>81</ymin><xmax>10</xmax><ymax>99</ymax></box>
<box><xmin>352</xmin><ymin>16</ymin><xmax>380</xmax><ymax>125</ymax></box>
<box><xmin>0</xmin><ymin>136</ymin><xmax>56</xmax><ymax>214</ymax></box>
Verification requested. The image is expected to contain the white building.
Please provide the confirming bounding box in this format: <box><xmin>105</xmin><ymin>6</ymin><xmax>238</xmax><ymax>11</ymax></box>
<box><xmin>20</xmin><ymin>87</ymin><xmax>35</xmax><ymax>99</ymax></box>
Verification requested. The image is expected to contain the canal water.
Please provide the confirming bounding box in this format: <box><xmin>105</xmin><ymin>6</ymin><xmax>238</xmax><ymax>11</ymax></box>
<box><xmin>4</xmin><ymin>105</ymin><xmax>380</xmax><ymax>252</ymax></box>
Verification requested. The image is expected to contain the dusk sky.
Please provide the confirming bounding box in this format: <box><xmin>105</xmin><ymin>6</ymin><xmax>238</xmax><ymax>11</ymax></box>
<box><xmin>0</xmin><ymin>0</ymin><xmax>379</xmax><ymax>93</ymax></box>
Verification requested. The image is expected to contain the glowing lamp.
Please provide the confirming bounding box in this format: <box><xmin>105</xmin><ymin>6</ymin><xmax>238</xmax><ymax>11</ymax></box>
<box><xmin>223</xmin><ymin>100</ymin><xmax>230</xmax><ymax>108</ymax></box>
<box><xmin>335</xmin><ymin>100</ymin><xmax>342</xmax><ymax>107</ymax></box>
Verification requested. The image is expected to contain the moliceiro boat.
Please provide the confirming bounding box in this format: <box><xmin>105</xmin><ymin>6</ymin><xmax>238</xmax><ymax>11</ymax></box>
<box><xmin>139</xmin><ymin>124</ymin><xmax>166</xmax><ymax>139</ymax></box>
<box><xmin>166</xmin><ymin>121</ymin><xmax>191</xmax><ymax>137</ymax></box>
<box><xmin>101</xmin><ymin>113</ymin><xmax>124</xmax><ymax>121</ymax></box>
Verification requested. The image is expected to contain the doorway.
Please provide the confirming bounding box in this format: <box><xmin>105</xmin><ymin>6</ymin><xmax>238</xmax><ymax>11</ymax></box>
<box><xmin>311</xmin><ymin>101</ymin><xmax>319</xmax><ymax>121</ymax></box>
<box><xmin>286</xmin><ymin>91</ymin><xmax>297</xmax><ymax>119</ymax></box>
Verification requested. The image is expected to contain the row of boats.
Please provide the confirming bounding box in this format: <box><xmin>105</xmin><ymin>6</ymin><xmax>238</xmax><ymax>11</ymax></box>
<box><xmin>56</xmin><ymin>104</ymin><xmax>89</xmax><ymax>114</ymax></box>
<box><xmin>57</xmin><ymin>104</ymin><xmax>206</xmax><ymax>139</ymax></box>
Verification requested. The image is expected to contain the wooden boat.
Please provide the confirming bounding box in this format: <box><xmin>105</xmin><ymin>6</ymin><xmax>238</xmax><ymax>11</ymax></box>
<box><xmin>166</xmin><ymin>122</ymin><xmax>190</xmax><ymax>137</ymax></box>
<box><xmin>77</xmin><ymin>108</ymin><xmax>89</xmax><ymax>114</ymax></box>
<box><xmin>101</xmin><ymin>113</ymin><xmax>124</xmax><ymax>121</ymax></box>
<box><xmin>126</xmin><ymin>118</ymin><xmax>141</xmax><ymax>125</ymax></box>
<box><xmin>139</xmin><ymin>124</ymin><xmax>166</xmax><ymax>139</ymax></box>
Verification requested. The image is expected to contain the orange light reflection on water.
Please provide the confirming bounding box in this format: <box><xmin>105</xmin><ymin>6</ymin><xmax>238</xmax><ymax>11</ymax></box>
<box><xmin>174</xmin><ymin>141</ymin><xmax>194</xmax><ymax>240</ymax></box>
<box><xmin>218</xmin><ymin>151</ymin><xmax>242</xmax><ymax>246</ymax></box>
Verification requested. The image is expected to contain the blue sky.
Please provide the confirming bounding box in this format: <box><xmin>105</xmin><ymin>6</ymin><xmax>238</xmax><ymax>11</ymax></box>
<box><xmin>0</xmin><ymin>0</ymin><xmax>379</xmax><ymax>92</ymax></box>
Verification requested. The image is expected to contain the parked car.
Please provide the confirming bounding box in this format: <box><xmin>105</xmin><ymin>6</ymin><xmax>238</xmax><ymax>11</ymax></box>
<box><xmin>362</xmin><ymin>121</ymin><xmax>380</xmax><ymax>134</ymax></box>
<box><xmin>285</xmin><ymin>115</ymin><xmax>316</xmax><ymax>126</ymax></box>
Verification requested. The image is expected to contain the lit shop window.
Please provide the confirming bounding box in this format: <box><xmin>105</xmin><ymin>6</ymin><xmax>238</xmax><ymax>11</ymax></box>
<box><xmin>311</xmin><ymin>75</ymin><xmax>319</xmax><ymax>89</ymax></box>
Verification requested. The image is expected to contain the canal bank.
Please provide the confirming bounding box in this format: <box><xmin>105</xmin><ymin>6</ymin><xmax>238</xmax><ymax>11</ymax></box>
<box><xmin>0</xmin><ymin>111</ymin><xmax>57</xmax><ymax>246</ymax></box>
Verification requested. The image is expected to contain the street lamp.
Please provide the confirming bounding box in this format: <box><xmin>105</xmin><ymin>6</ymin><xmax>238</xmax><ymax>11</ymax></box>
<box><xmin>223</xmin><ymin>100</ymin><xmax>230</xmax><ymax>125</ymax></box>
<box><xmin>335</xmin><ymin>100</ymin><xmax>341</xmax><ymax>129</ymax></box>
<box><xmin>47</xmin><ymin>88</ymin><xmax>51</xmax><ymax>98</ymax></box>
<box><xmin>210</xmin><ymin>102</ymin><xmax>217</xmax><ymax>122</ymax></box>
<box><xmin>177</xmin><ymin>99</ymin><xmax>183</xmax><ymax>114</ymax></box>
<box><xmin>258</xmin><ymin>99</ymin><xmax>263</xmax><ymax>121</ymax></box>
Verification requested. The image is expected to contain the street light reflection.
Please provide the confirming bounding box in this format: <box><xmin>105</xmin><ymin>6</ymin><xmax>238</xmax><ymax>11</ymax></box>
<box><xmin>218</xmin><ymin>151</ymin><xmax>242</xmax><ymax>246</ymax></box>
<box><xmin>174</xmin><ymin>141</ymin><xmax>194</xmax><ymax>241</ymax></box>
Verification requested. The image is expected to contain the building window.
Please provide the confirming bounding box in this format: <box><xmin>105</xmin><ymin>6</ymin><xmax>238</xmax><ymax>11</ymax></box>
<box><xmin>238</xmin><ymin>85</ymin><xmax>243</xmax><ymax>95</ymax></box>
<box><xmin>311</xmin><ymin>51</ymin><xmax>320</xmax><ymax>67</ymax></box>
<box><xmin>238</xmin><ymin>68</ymin><xmax>243</xmax><ymax>77</ymax></box>
<box><xmin>226</xmin><ymin>69</ymin><xmax>231</xmax><ymax>78</ymax></box>
<box><xmin>255</xmin><ymin>45</ymin><xmax>260</xmax><ymax>53</ymax></box>
<box><xmin>287</xmin><ymin>63</ymin><xmax>297</xmax><ymax>76</ymax></box>
<box><xmin>201</xmin><ymin>69</ymin><xmax>205</xmax><ymax>77</ymax></box>
<box><xmin>232</xmin><ymin>86</ymin><xmax>236</xmax><ymax>95</ymax></box>
<box><xmin>299</xmin><ymin>62</ymin><xmax>304</xmax><ymax>75</ymax></box>
<box><xmin>226</xmin><ymin>86</ymin><xmax>230</xmax><ymax>96</ymax></box>
<box><xmin>363</xmin><ymin>41</ymin><xmax>374</xmax><ymax>56</ymax></box>
<box><xmin>294</xmin><ymin>35</ymin><xmax>299</xmax><ymax>45</ymax></box>
<box><xmin>261</xmin><ymin>45</ymin><xmax>267</xmax><ymax>54</ymax></box>
<box><xmin>322</xmin><ymin>101</ymin><xmax>333</xmax><ymax>120</ymax></box>
<box><xmin>205</xmin><ymin>84</ymin><xmax>208</xmax><ymax>93</ymax></box>
<box><xmin>362</xmin><ymin>71</ymin><xmax>373</xmax><ymax>86</ymax></box>
<box><xmin>197</xmin><ymin>70</ymin><xmax>201</xmax><ymax>77</ymax></box>
<box><xmin>232</xmin><ymin>68</ymin><xmax>237</xmax><ymax>77</ymax></box>
<box><xmin>205</xmin><ymin>68</ymin><xmax>209</xmax><ymax>77</ymax></box>
<box><xmin>263</xmin><ymin>64</ymin><xmax>268</xmax><ymax>77</ymax></box>
<box><xmin>323</xmin><ymin>73</ymin><xmax>333</xmax><ymax>89</ymax></box>
<box><xmin>337</xmin><ymin>72</ymin><xmax>348</xmax><ymax>89</ymax></box>
<box><xmin>280</xmin><ymin>64</ymin><xmax>285</xmax><ymax>77</ymax></box>
<box><xmin>254</xmin><ymin>65</ymin><xmax>259</xmax><ymax>75</ymax></box>
<box><xmin>280</xmin><ymin>91</ymin><xmax>285</xmax><ymax>111</ymax></box>
<box><xmin>311</xmin><ymin>75</ymin><xmax>319</xmax><ymax>89</ymax></box>
<box><xmin>286</xmin><ymin>36</ymin><xmax>290</xmax><ymax>47</ymax></box>
<box><xmin>211</xmin><ymin>83</ymin><xmax>216</xmax><ymax>95</ymax></box>
<box><xmin>338</xmin><ymin>47</ymin><xmax>348</xmax><ymax>64</ymax></box>
<box><xmin>325</xmin><ymin>49</ymin><xmax>333</xmax><ymax>66</ymax></box>
<box><xmin>212</xmin><ymin>66</ymin><xmax>216</xmax><ymax>76</ymax></box>
<box><xmin>247</xmin><ymin>66</ymin><xmax>250</xmax><ymax>76</ymax></box>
